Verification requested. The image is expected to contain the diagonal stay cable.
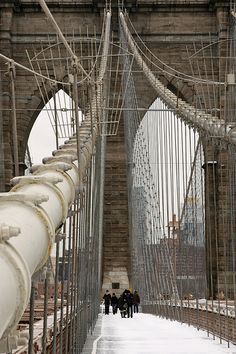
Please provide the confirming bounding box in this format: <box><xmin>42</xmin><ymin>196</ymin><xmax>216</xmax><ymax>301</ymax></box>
<box><xmin>0</xmin><ymin>53</ymin><xmax>70</xmax><ymax>86</ymax></box>
<box><xmin>179</xmin><ymin>140</ymin><xmax>200</xmax><ymax>226</ymax></box>
<box><xmin>38</xmin><ymin>0</ymin><xmax>91</xmax><ymax>82</ymax></box>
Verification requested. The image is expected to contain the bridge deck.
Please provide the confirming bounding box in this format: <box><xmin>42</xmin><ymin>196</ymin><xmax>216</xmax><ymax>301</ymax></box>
<box><xmin>82</xmin><ymin>311</ymin><xmax>233</xmax><ymax>354</ymax></box>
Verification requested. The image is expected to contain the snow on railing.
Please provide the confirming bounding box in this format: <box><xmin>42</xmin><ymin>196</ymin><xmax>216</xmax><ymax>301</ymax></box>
<box><xmin>143</xmin><ymin>299</ymin><xmax>236</xmax><ymax>318</ymax></box>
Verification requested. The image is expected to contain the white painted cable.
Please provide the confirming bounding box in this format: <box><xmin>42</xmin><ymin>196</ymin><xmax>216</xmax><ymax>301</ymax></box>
<box><xmin>119</xmin><ymin>11</ymin><xmax>236</xmax><ymax>146</ymax></box>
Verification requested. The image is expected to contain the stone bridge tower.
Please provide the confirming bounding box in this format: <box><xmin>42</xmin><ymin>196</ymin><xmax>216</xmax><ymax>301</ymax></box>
<box><xmin>0</xmin><ymin>0</ymin><xmax>232</xmax><ymax>297</ymax></box>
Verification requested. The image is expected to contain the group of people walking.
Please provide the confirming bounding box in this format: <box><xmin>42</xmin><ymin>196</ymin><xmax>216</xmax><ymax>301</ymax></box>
<box><xmin>103</xmin><ymin>289</ymin><xmax>140</xmax><ymax>318</ymax></box>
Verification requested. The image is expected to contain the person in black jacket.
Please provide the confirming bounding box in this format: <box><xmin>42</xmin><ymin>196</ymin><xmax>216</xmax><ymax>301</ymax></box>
<box><xmin>111</xmin><ymin>293</ymin><xmax>118</xmax><ymax>314</ymax></box>
<box><xmin>103</xmin><ymin>290</ymin><xmax>111</xmax><ymax>315</ymax></box>
<box><xmin>118</xmin><ymin>290</ymin><xmax>128</xmax><ymax>318</ymax></box>
<box><xmin>133</xmin><ymin>290</ymin><xmax>140</xmax><ymax>313</ymax></box>
<box><xmin>126</xmin><ymin>290</ymin><xmax>133</xmax><ymax>318</ymax></box>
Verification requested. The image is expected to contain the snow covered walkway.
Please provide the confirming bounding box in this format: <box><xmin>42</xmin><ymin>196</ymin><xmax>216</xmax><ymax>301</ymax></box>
<box><xmin>82</xmin><ymin>311</ymin><xmax>236</xmax><ymax>354</ymax></box>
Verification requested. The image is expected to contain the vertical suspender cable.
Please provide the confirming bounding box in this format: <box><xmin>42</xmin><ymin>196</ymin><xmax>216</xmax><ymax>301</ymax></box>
<box><xmin>9</xmin><ymin>62</ymin><xmax>19</xmax><ymax>177</ymax></box>
<box><xmin>0</xmin><ymin>69</ymin><xmax>5</xmax><ymax>192</ymax></box>
<box><xmin>42</xmin><ymin>261</ymin><xmax>50</xmax><ymax>353</ymax></box>
<box><xmin>28</xmin><ymin>281</ymin><xmax>36</xmax><ymax>354</ymax></box>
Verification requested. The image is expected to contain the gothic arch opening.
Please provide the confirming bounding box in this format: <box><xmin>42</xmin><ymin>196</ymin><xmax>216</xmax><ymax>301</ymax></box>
<box><xmin>128</xmin><ymin>96</ymin><xmax>206</xmax><ymax>299</ymax></box>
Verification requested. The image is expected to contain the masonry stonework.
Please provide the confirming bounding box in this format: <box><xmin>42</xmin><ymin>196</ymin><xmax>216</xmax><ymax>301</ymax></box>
<box><xmin>102</xmin><ymin>118</ymin><xmax>130</xmax><ymax>294</ymax></box>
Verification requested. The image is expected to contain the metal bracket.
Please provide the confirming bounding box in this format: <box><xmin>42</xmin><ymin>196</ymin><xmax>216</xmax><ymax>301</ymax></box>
<box><xmin>0</xmin><ymin>192</ymin><xmax>49</xmax><ymax>206</ymax></box>
<box><xmin>10</xmin><ymin>175</ymin><xmax>63</xmax><ymax>186</ymax></box>
<box><xmin>0</xmin><ymin>330</ymin><xmax>28</xmax><ymax>353</ymax></box>
<box><xmin>7</xmin><ymin>60</ymin><xmax>16</xmax><ymax>79</ymax></box>
<box><xmin>52</xmin><ymin>148</ymin><xmax>77</xmax><ymax>157</ymax></box>
<box><xmin>43</xmin><ymin>155</ymin><xmax>77</xmax><ymax>164</ymax></box>
<box><xmin>55</xmin><ymin>233</ymin><xmax>66</xmax><ymax>243</ymax></box>
<box><xmin>30</xmin><ymin>162</ymin><xmax>72</xmax><ymax>173</ymax></box>
<box><xmin>32</xmin><ymin>265</ymin><xmax>48</xmax><ymax>282</ymax></box>
<box><xmin>0</xmin><ymin>223</ymin><xmax>21</xmax><ymax>243</ymax></box>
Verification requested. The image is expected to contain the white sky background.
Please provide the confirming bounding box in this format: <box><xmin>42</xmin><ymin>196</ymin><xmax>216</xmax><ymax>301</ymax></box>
<box><xmin>28</xmin><ymin>90</ymin><xmax>74</xmax><ymax>165</ymax></box>
<box><xmin>28</xmin><ymin>113</ymin><xmax>57</xmax><ymax>165</ymax></box>
<box><xmin>83</xmin><ymin>311</ymin><xmax>235</xmax><ymax>354</ymax></box>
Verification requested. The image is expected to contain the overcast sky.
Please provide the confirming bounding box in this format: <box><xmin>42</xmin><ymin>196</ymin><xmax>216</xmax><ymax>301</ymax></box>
<box><xmin>28</xmin><ymin>91</ymin><xmax>72</xmax><ymax>164</ymax></box>
<box><xmin>28</xmin><ymin>112</ymin><xmax>57</xmax><ymax>165</ymax></box>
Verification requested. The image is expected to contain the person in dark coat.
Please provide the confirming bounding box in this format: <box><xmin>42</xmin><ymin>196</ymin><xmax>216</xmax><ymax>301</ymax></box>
<box><xmin>126</xmin><ymin>290</ymin><xmax>133</xmax><ymax>318</ymax></box>
<box><xmin>103</xmin><ymin>290</ymin><xmax>111</xmax><ymax>315</ymax></box>
<box><xmin>118</xmin><ymin>290</ymin><xmax>128</xmax><ymax>318</ymax></box>
<box><xmin>111</xmin><ymin>293</ymin><xmax>118</xmax><ymax>314</ymax></box>
<box><xmin>133</xmin><ymin>290</ymin><xmax>140</xmax><ymax>313</ymax></box>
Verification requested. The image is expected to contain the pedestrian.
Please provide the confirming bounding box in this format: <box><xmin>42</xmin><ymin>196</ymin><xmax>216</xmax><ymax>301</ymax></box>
<box><xmin>111</xmin><ymin>293</ymin><xmax>118</xmax><ymax>314</ymax></box>
<box><xmin>118</xmin><ymin>290</ymin><xmax>128</xmax><ymax>318</ymax></box>
<box><xmin>103</xmin><ymin>290</ymin><xmax>111</xmax><ymax>315</ymax></box>
<box><xmin>126</xmin><ymin>290</ymin><xmax>133</xmax><ymax>318</ymax></box>
<box><xmin>133</xmin><ymin>290</ymin><xmax>140</xmax><ymax>313</ymax></box>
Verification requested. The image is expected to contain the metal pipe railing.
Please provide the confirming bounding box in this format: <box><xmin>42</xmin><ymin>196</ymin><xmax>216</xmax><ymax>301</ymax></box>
<box><xmin>0</xmin><ymin>123</ymin><xmax>92</xmax><ymax>352</ymax></box>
